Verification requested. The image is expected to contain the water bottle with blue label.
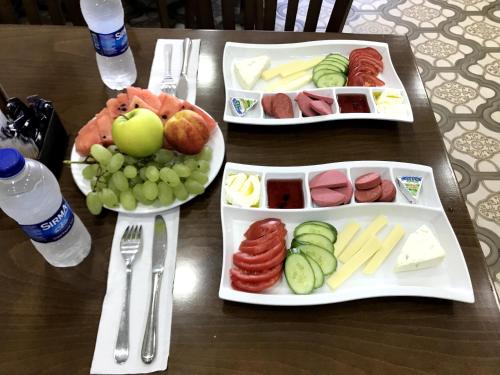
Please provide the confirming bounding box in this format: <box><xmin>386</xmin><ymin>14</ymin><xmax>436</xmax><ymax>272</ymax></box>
<box><xmin>80</xmin><ymin>0</ymin><xmax>137</xmax><ymax>90</ymax></box>
<box><xmin>0</xmin><ymin>149</ymin><xmax>91</xmax><ymax>267</ymax></box>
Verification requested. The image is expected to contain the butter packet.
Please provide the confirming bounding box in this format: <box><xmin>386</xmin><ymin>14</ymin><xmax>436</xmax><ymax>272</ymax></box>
<box><xmin>396</xmin><ymin>176</ymin><xmax>423</xmax><ymax>204</ymax></box>
<box><xmin>230</xmin><ymin>97</ymin><xmax>257</xmax><ymax>117</ymax></box>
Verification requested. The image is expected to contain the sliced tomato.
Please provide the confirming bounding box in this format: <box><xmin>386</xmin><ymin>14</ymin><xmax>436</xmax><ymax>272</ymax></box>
<box><xmin>240</xmin><ymin>226</ymin><xmax>283</xmax><ymax>246</ymax></box>
<box><xmin>234</xmin><ymin>241</ymin><xmax>285</xmax><ymax>264</ymax></box>
<box><xmin>356</xmin><ymin>73</ymin><xmax>385</xmax><ymax>87</ymax></box>
<box><xmin>347</xmin><ymin>74</ymin><xmax>365</xmax><ymax>86</ymax></box>
<box><xmin>350</xmin><ymin>47</ymin><xmax>382</xmax><ymax>61</ymax></box>
<box><xmin>349</xmin><ymin>64</ymin><xmax>380</xmax><ymax>77</ymax></box>
<box><xmin>350</xmin><ymin>52</ymin><xmax>379</xmax><ymax>63</ymax></box>
<box><xmin>233</xmin><ymin>247</ymin><xmax>286</xmax><ymax>272</ymax></box>
<box><xmin>231</xmin><ymin>273</ymin><xmax>282</xmax><ymax>293</ymax></box>
<box><xmin>244</xmin><ymin>218</ymin><xmax>286</xmax><ymax>240</ymax></box>
<box><xmin>351</xmin><ymin>57</ymin><xmax>383</xmax><ymax>73</ymax></box>
<box><xmin>239</xmin><ymin>234</ymin><xmax>284</xmax><ymax>255</ymax></box>
<box><xmin>230</xmin><ymin>264</ymin><xmax>283</xmax><ymax>283</ymax></box>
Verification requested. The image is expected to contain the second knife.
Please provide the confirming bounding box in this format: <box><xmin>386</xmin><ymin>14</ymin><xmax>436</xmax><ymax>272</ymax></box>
<box><xmin>141</xmin><ymin>215</ymin><xmax>168</xmax><ymax>364</ymax></box>
<box><xmin>175</xmin><ymin>37</ymin><xmax>191</xmax><ymax>100</ymax></box>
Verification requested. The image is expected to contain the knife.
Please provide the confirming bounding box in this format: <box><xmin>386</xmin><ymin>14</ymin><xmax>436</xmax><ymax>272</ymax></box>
<box><xmin>141</xmin><ymin>215</ymin><xmax>168</xmax><ymax>364</ymax></box>
<box><xmin>175</xmin><ymin>37</ymin><xmax>191</xmax><ymax>100</ymax></box>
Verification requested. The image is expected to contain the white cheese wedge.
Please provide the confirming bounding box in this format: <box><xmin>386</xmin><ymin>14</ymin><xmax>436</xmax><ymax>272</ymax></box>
<box><xmin>327</xmin><ymin>236</ymin><xmax>382</xmax><ymax>290</ymax></box>
<box><xmin>334</xmin><ymin>222</ymin><xmax>361</xmax><ymax>257</ymax></box>
<box><xmin>338</xmin><ymin>215</ymin><xmax>388</xmax><ymax>263</ymax></box>
<box><xmin>234</xmin><ymin>55</ymin><xmax>271</xmax><ymax>90</ymax></box>
<box><xmin>394</xmin><ymin>225</ymin><xmax>445</xmax><ymax>272</ymax></box>
<box><xmin>363</xmin><ymin>225</ymin><xmax>405</xmax><ymax>275</ymax></box>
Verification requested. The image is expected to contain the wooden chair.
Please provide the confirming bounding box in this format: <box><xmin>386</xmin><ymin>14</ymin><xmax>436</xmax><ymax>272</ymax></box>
<box><xmin>157</xmin><ymin>0</ymin><xmax>352</xmax><ymax>32</ymax></box>
<box><xmin>0</xmin><ymin>0</ymin><xmax>85</xmax><ymax>25</ymax></box>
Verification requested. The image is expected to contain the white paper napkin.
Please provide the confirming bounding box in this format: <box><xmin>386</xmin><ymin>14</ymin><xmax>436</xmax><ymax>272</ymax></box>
<box><xmin>147</xmin><ymin>39</ymin><xmax>201</xmax><ymax>103</ymax></box>
<box><xmin>91</xmin><ymin>39</ymin><xmax>201</xmax><ymax>374</ymax></box>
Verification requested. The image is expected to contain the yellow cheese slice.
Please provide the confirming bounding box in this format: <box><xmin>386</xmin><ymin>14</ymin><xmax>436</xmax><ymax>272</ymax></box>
<box><xmin>261</xmin><ymin>56</ymin><xmax>323</xmax><ymax>81</ymax></box>
<box><xmin>363</xmin><ymin>225</ymin><xmax>405</xmax><ymax>275</ymax></box>
<box><xmin>280</xmin><ymin>72</ymin><xmax>312</xmax><ymax>91</ymax></box>
<box><xmin>334</xmin><ymin>222</ymin><xmax>361</xmax><ymax>257</ymax></box>
<box><xmin>264</xmin><ymin>71</ymin><xmax>308</xmax><ymax>92</ymax></box>
<box><xmin>338</xmin><ymin>215</ymin><xmax>388</xmax><ymax>263</ymax></box>
<box><xmin>261</xmin><ymin>60</ymin><xmax>301</xmax><ymax>81</ymax></box>
<box><xmin>327</xmin><ymin>236</ymin><xmax>382</xmax><ymax>290</ymax></box>
<box><xmin>279</xmin><ymin>56</ymin><xmax>324</xmax><ymax>78</ymax></box>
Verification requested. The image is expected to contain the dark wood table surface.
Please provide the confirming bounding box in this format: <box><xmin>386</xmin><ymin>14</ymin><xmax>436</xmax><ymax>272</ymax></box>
<box><xmin>1</xmin><ymin>25</ymin><xmax>500</xmax><ymax>375</ymax></box>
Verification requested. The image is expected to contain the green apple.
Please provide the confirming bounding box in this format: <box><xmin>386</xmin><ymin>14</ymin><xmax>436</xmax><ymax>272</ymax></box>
<box><xmin>112</xmin><ymin>108</ymin><xmax>164</xmax><ymax>158</ymax></box>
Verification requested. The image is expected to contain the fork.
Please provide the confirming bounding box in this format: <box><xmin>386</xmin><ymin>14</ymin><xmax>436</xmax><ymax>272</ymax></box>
<box><xmin>114</xmin><ymin>225</ymin><xmax>143</xmax><ymax>364</ymax></box>
<box><xmin>160</xmin><ymin>44</ymin><xmax>175</xmax><ymax>95</ymax></box>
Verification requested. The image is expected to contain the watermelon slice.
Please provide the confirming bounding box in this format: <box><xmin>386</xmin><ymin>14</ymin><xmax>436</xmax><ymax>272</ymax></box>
<box><xmin>126</xmin><ymin>87</ymin><xmax>161</xmax><ymax>112</ymax></box>
<box><xmin>106</xmin><ymin>93</ymin><xmax>129</xmax><ymax>118</ymax></box>
<box><xmin>158</xmin><ymin>93</ymin><xmax>184</xmax><ymax>121</ymax></box>
<box><xmin>95</xmin><ymin>108</ymin><xmax>114</xmax><ymax>146</ymax></box>
<box><xmin>139</xmin><ymin>89</ymin><xmax>162</xmax><ymax>112</ymax></box>
<box><xmin>126</xmin><ymin>86</ymin><xmax>143</xmax><ymax>100</ymax></box>
<box><xmin>127</xmin><ymin>95</ymin><xmax>160</xmax><ymax>115</ymax></box>
<box><xmin>75</xmin><ymin>118</ymin><xmax>101</xmax><ymax>156</ymax></box>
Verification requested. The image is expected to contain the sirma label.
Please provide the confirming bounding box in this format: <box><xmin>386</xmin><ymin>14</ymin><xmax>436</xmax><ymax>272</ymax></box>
<box><xmin>20</xmin><ymin>199</ymin><xmax>74</xmax><ymax>243</ymax></box>
<box><xmin>89</xmin><ymin>25</ymin><xmax>129</xmax><ymax>57</ymax></box>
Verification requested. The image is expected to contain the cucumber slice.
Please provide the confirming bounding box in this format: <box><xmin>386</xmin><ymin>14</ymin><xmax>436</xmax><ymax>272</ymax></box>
<box><xmin>324</xmin><ymin>58</ymin><xmax>348</xmax><ymax>69</ymax></box>
<box><xmin>326</xmin><ymin>53</ymin><xmax>349</xmax><ymax>65</ymax></box>
<box><xmin>284</xmin><ymin>253</ymin><xmax>315</xmax><ymax>294</ymax></box>
<box><xmin>294</xmin><ymin>221</ymin><xmax>337</xmax><ymax>243</ymax></box>
<box><xmin>305</xmin><ymin>256</ymin><xmax>324</xmax><ymax>289</ymax></box>
<box><xmin>294</xmin><ymin>233</ymin><xmax>334</xmax><ymax>253</ymax></box>
<box><xmin>318</xmin><ymin>60</ymin><xmax>348</xmax><ymax>73</ymax></box>
<box><xmin>313</xmin><ymin>70</ymin><xmax>335</xmax><ymax>86</ymax></box>
<box><xmin>308</xmin><ymin>221</ymin><xmax>338</xmax><ymax>242</ymax></box>
<box><xmin>316</xmin><ymin>73</ymin><xmax>347</xmax><ymax>88</ymax></box>
<box><xmin>314</xmin><ymin>64</ymin><xmax>344</xmax><ymax>74</ymax></box>
<box><xmin>296</xmin><ymin>243</ymin><xmax>337</xmax><ymax>275</ymax></box>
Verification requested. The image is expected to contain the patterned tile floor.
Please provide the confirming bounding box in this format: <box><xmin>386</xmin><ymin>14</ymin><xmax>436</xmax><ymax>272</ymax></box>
<box><xmin>276</xmin><ymin>0</ymin><xmax>500</xmax><ymax>293</ymax></box>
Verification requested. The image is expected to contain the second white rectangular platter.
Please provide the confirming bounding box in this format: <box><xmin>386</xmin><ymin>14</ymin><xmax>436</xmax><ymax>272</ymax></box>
<box><xmin>223</xmin><ymin>40</ymin><xmax>414</xmax><ymax>125</ymax></box>
<box><xmin>219</xmin><ymin>161</ymin><xmax>474</xmax><ymax>306</ymax></box>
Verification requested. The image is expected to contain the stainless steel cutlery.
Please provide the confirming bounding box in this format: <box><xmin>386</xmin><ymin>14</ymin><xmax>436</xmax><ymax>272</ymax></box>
<box><xmin>141</xmin><ymin>215</ymin><xmax>168</xmax><ymax>364</ymax></box>
<box><xmin>113</xmin><ymin>217</ymin><xmax>169</xmax><ymax>365</ymax></box>
<box><xmin>160</xmin><ymin>44</ymin><xmax>175</xmax><ymax>95</ymax></box>
<box><xmin>175</xmin><ymin>38</ymin><xmax>191</xmax><ymax>100</ymax></box>
<box><xmin>114</xmin><ymin>225</ymin><xmax>143</xmax><ymax>364</ymax></box>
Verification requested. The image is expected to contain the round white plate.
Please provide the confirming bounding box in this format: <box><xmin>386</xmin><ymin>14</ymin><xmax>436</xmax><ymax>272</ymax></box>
<box><xmin>70</xmin><ymin>126</ymin><xmax>225</xmax><ymax>215</ymax></box>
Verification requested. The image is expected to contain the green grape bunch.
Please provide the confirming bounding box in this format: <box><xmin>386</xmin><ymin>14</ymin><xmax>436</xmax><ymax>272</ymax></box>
<box><xmin>81</xmin><ymin>144</ymin><xmax>213</xmax><ymax>215</ymax></box>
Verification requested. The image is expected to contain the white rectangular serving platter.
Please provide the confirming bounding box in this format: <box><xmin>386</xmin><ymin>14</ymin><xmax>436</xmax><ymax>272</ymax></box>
<box><xmin>218</xmin><ymin>161</ymin><xmax>474</xmax><ymax>306</ymax></box>
<box><xmin>222</xmin><ymin>40</ymin><xmax>414</xmax><ymax>125</ymax></box>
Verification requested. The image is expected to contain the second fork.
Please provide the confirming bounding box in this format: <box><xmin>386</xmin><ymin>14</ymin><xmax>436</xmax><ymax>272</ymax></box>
<box><xmin>114</xmin><ymin>224</ymin><xmax>143</xmax><ymax>364</ymax></box>
<box><xmin>160</xmin><ymin>44</ymin><xmax>175</xmax><ymax>95</ymax></box>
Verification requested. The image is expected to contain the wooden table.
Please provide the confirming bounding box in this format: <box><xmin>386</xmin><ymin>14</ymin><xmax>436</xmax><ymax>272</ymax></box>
<box><xmin>1</xmin><ymin>25</ymin><xmax>499</xmax><ymax>375</ymax></box>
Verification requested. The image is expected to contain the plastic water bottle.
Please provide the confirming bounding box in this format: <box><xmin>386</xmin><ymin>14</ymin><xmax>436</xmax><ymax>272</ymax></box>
<box><xmin>0</xmin><ymin>149</ymin><xmax>91</xmax><ymax>267</ymax></box>
<box><xmin>80</xmin><ymin>0</ymin><xmax>137</xmax><ymax>90</ymax></box>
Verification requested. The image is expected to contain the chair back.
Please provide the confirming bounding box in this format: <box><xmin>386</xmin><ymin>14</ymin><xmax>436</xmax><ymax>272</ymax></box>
<box><xmin>283</xmin><ymin>0</ymin><xmax>353</xmax><ymax>32</ymax></box>
<box><xmin>0</xmin><ymin>0</ymin><xmax>85</xmax><ymax>25</ymax></box>
<box><xmin>158</xmin><ymin>0</ymin><xmax>352</xmax><ymax>32</ymax></box>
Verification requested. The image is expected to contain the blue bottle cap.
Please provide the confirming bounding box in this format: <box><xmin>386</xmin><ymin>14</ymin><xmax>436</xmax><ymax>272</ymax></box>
<box><xmin>0</xmin><ymin>148</ymin><xmax>26</xmax><ymax>178</ymax></box>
